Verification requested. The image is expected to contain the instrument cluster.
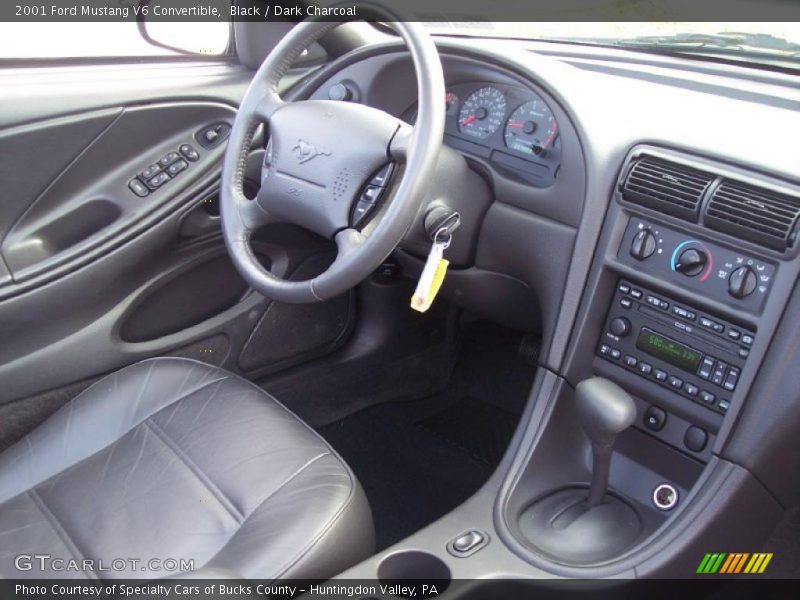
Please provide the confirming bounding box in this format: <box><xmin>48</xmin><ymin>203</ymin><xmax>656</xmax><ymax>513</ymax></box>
<box><xmin>443</xmin><ymin>83</ymin><xmax>562</xmax><ymax>188</ymax></box>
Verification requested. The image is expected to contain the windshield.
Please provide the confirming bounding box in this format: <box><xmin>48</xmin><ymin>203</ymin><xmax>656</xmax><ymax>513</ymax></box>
<box><xmin>424</xmin><ymin>22</ymin><xmax>800</xmax><ymax>71</ymax></box>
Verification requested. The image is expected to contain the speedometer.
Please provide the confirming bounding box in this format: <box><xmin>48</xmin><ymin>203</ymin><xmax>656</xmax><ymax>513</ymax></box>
<box><xmin>504</xmin><ymin>99</ymin><xmax>559</xmax><ymax>157</ymax></box>
<box><xmin>458</xmin><ymin>87</ymin><xmax>507</xmax><ymax>139</ymax></box>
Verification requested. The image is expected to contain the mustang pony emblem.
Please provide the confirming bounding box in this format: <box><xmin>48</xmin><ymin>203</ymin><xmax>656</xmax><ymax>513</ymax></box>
<box><xmin>292</xmin><ymin>139</ymin><xmax>331</xmax><ymax>164</ymax></box>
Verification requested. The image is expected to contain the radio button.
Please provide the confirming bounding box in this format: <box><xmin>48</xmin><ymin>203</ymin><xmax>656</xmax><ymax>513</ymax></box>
<box><xmin>631</xmin><ymin>289</ymin><xmax>643</xmax><ymax>299</ymax></box>
<box><xmin>723</xmin><ymin>368</ymin><xmax>740</xmax><ymax>392</ymax></box>
<box><xmin>712</xmin><ymin>362</ymin><xmax>728</xmax><ymax>386</ymax></box>
<box><xmin>654</xmin><ymin>369</ymin><xmax>668</xmax><ymax>382</ymax></box>
<box><xmin>671</xmin><ymin>306</ymin><xmax>697</xmax><ymax>321</ymax></box>
<box><xmin>718</xmin><ymin>400</ymin><xmax>730</xmax><ymax>413</ymax></box>
<box><xmin>625</xmin><ymin>355</ymin><xmax>638</xmax><ymax>368</ymax></box>
<box><xmin>610</xmin><ymin>348</ymin><xmax>621</xmax><ymax>360</ymax></box>
<box><xmin>638</xmin><ymin>362</ymin><xmax>653</xmax><ymax>375</ymax></box>
<box><xmin>684</xmin><ymin>383</ymin><xmax>699</xmax><ymax>397</ymax></box>
<box><xmin>699</xmin><ymin>317</ymin><xmax>723</xmax><ymax>332</ymax></box>
<box><xmin>738</xmin><ymin>348</ymin><xmax>750</xmax><ymax>359</ymax></box>
<box><xmin>700</xmin><ymin>391</ymin><xmax>716</xmax><ymax>404</ymax></box>
<box><xmin>741</xmin><ymin>334</ymin><xmax>754</xmax><ymax>346</ymax></box>
<box><xmin>727</xmin><ymin>329</ymin><xmax>741</xmax><ymax>341</ymax></box>
<box><xmin>618</xmin><ymin>283</ymin><xmax>631</xmax><ymax>294</ymax></box>
<box><xmin>620</xmin><ymin>298</ymin><xmax>633</xmax><ymax>309</ymax></box>
<box><xmin>698</xmin><ymin>357</ymin><xmax>715</xmax><ymax>380</ymax></box>
<box><xmin>669</xmin><ymin>376</ymin><xmax>684</xmax><ymax>389</ymax></box>
<box><xmin>645</xmin><ymin>296</ymin><xmax>669</xmax><ymax>310</ymax></box>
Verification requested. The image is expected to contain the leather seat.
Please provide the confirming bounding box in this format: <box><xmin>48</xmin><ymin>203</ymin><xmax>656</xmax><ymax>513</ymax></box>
<box><xmin>0</xmin><ymin>358</ymin><xmax>374</xmax><ymax>579</ymax></box>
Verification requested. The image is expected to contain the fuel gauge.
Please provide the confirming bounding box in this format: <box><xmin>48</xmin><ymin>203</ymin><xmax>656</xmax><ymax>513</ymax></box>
<box><xmin>504</xmin><ymin>98</ymin><xmax>559</xmax><ymax>157</ymax></box>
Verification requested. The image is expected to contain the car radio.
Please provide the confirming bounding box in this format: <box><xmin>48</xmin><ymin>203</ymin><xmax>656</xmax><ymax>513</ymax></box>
<box><xmin>597</xmin><ymin>279</ymin><xmax>756</xmax><ymax>415</ymax></box>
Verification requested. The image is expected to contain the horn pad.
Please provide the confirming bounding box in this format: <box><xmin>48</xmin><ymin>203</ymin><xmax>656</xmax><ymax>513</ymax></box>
<box><xmin>257</xmin><ymin>100</ymin><xmax>400</xmax><ymax>237</ymax></box>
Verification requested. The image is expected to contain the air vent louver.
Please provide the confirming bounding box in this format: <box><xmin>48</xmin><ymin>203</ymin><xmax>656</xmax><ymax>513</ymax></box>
<box><xmin>622</xmin><ymin>157</ymin><xmax>714</xmax><ymax>221</ymax></box>
<box><xmin>705</xmin><ymin>181</ymin><xmax>800</xmax><ymax>251</ymax></box>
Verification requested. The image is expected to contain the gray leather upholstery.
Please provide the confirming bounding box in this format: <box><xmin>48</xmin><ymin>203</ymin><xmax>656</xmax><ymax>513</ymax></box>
<box><xmin>0</xmin><ymin>358</ymin><xmax>374</xmax><ymax>579</ymax></box>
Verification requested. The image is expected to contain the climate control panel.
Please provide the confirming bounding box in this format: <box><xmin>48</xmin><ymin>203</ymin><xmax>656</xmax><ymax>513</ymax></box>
<box><xmin>598</xmin><ymin>280</ymin><xmax>755</xmax><ymax>415</ymax></box>
<box><xmin>618</xmin><ymin>217</ymin><xmax>776</xmax><ymax>312</ymax></box>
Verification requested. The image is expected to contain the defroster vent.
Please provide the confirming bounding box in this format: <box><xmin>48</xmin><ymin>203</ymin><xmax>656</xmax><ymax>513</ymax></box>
<box><xmin>622</xmin><ymin>157</ymin><xmax>714</xmax><ymax>221</ymax></box>
<box><xmin>705</xmin><ymin>181</ymin><xmax>800</xmax><ymax>251</ymax></box>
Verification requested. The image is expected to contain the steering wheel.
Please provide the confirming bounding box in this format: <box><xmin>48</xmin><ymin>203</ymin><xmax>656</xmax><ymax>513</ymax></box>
<box><xmin>220</xmin><ymin>15</ymin><xmax>445</xmax><ymax>303</ymax></box>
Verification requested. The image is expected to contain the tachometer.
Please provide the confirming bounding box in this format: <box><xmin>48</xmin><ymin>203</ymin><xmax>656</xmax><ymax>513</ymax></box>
<box><xmin>458</xmin><ymin>87</ymin><xmax>507</xmax><ymax>139</ymax></box>
<box><xmin>504</xmin><ymin>99</ymin><xmax>559</xmax><ymax>157</ymax></box>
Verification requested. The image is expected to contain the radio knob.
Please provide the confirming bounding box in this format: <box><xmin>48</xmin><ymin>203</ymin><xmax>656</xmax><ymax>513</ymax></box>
<box><xmin>610</xmin><ymin>317</ymin><xmax>632</xmax><ymax>337</ymax></box>
<box><xmin>630</xmin><ymin>229</ymin><xmax>656</xmax><ymax>260</ymax></box>
<box><xmin>675</xmin><ymin>248</ymin><xmax>708</xmax><ymax>277</ymax></box>
<box><xmin>728</xmin><ymin>265</ymin><xmax>758</xmax><ymax>299</ymax></box>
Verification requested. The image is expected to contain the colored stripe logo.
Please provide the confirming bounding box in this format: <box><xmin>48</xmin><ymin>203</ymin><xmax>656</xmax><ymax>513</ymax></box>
<box><xmin>697</xmin><ymin>552</ymin><xmax>773</xmax><ymax>574</ymax></box>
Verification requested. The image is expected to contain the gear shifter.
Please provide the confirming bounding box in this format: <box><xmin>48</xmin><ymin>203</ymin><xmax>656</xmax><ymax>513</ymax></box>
<box><xmin>575</xmin><ymin>377</ymin><xmax>636</xmax><ymax>507</ymax></box>
<box><xmin>518</xmin><ymin>377</ymin><xmax>642</xmax><ymax>564</ymax></box>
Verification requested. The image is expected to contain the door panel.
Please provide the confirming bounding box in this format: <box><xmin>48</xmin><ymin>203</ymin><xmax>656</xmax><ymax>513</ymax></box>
<box><xmin>0</xmin><ymin>61</ymin><xmax>352</xmax><ymax>405</ymax></box>
<box><xmin>1</xmin><ymin>101</ymin><xmax>235</xmax><ymax>283</ymax></box>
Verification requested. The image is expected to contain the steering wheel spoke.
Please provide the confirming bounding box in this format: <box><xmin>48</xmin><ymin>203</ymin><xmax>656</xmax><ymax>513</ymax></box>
<box><xmin>254</xmin><ymin>92</ymin><xmax>285</xmax><ymax>123</ymax></box>
<box><xmin>389</xmin><ymin>122</ymin><xmax>413</xmax><ymax>162</ymax></box>
<box><xmin>335</xmin><ymin>228</ymin><xmax>368</xmax><ymax>258</ymax></box>
<box><xmin>239</xmin><ymin>196</ymin><xmax>277</xmax><ymax>231</ymax></box>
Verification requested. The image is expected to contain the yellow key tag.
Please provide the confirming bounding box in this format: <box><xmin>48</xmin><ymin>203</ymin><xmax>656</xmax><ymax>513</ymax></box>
<box><xmin>411</xmin><ymin>239</ymin><xmax>449</xmax><ymax>313</ymax></box>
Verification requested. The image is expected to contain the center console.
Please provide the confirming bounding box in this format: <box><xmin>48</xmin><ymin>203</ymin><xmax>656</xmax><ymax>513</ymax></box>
<box><xmin>496</xmin><ymin>144</ymin><xmax>800</xmax><ymax>574</ymax></box>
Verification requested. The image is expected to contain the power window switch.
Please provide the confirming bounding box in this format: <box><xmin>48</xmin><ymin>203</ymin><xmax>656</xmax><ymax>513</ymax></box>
<box><xmin>140</xmin><ymin>163</ymin><xmax>161</xmax><ymax>180</ymax></box>
<box><xmin>167</xmin><ymin>159</ymin><xmax>188</xmax><ymax>176</ymax></box>
<box><xmin>146</xmin><ymin>171</ymin><xmax>170</xmax><ymax>189</ymax></box>
<box><xmin>159</xmin><ymin>151</ymin><xmax>181</xmax><ymax>166</ymax></box>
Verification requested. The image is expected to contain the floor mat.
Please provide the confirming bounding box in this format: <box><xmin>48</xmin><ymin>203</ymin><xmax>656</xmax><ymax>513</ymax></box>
<box><xmin>416</xmin><ymin>397</ymin><xmax>520</xmax><ymax>468</ymax></box>
<box><xmin>317</xmin><ymin>321</ymin><xmax>538</xmax><ymax>550</ymax></box>
<box><xmin>318</xmin><ymin>400</ymin><xmax>496</xmax><ymax>550</ymax></box>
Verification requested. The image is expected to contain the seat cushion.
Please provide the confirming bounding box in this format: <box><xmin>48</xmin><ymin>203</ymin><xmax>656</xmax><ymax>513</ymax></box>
<box><xmin>0</xmin><ymin>358</ymin><xmax>374</xmax><ymax>579</ymax></box>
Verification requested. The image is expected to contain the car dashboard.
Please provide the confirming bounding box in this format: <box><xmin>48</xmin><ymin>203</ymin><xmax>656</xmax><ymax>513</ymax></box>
<box><xmin>291</xmin><ymin>36</ymin><xmax>800</xmax><ymax>580</ymax></box>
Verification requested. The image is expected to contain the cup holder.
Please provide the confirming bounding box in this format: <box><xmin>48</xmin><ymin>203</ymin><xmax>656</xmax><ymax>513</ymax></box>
<box><xmin>377</xmin><ymin>551</ymin><xmax>451</xmax><ymax>598</ymax></box>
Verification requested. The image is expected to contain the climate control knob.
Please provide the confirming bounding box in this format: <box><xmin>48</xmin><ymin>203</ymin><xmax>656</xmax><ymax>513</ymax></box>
<box><xmin>675</xmin><ymin>248</ymin><xmax>708</xmax><ymax>277</ymax></box>
<box><xmin>609</xmin><ymin>317</ymin><xmax>632</xmax><ymax>337</ymax></box>
<box><xmin>630</xmin><ymin>229</ymin><xmax>657</xmax><ymax>260</ymax></box>
<box><xmin>728</xmin><ymin>266</ymin><xmax>758</xmax><ymax>299</ymax></box>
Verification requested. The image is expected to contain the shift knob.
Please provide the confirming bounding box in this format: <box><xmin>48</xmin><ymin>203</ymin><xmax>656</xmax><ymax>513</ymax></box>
<box><xmin>575</xmin><ymin>377</ymin><xmax>636</xmax><ymax>506</ymax></box>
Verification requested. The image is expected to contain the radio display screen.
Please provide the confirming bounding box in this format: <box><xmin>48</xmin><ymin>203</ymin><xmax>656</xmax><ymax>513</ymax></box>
<box><xmin>636</xmin><ymin>328</ymin><xmax>703</xmax><ymax>373</ymax></box>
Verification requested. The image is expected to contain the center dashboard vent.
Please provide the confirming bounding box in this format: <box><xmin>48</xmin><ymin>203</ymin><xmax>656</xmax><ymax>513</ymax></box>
<box><xmin>704</xmin><ymin>180</ymin><xmax>800</xmax><ymax>251</ymax></box>
<box><xmin>621</xmin><ymin>157</ymin><xmax>714</xmax><ymax>221</ymax></box>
